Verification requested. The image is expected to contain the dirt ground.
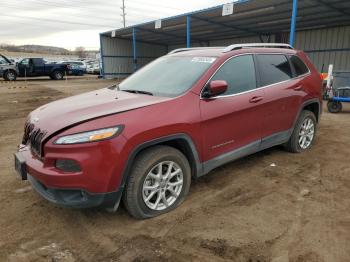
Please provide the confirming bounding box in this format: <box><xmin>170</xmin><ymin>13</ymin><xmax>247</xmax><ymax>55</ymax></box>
<box><xmin>0</xmin><ymin>76</ymin><xmax>350</xmax><ymax>262</ymax></box>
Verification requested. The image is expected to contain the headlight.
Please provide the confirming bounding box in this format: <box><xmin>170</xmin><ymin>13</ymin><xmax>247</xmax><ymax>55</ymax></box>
<box><xmin>54</xmin><ymin>126</ymin><xmax>122</xmax><ymax>145</ymax></box>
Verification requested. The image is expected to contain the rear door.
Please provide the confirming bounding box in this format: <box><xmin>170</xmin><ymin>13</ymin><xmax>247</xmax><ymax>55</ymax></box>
<box><xmin>32</xmin><ymin>58</ymin><xmax>46</xmax><ymax>75</ymax></box>
<box><xmin>200</xmin><ymin>54</ymin><xmax>265</xmax><ymax>165</ymax></box>
<box><xmin>255</xmin><ymin>54</ymin><xmax>298</xmax><ymax>144</ymax></box>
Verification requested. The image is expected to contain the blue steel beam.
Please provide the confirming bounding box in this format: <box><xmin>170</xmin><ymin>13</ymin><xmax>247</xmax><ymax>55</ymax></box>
<box><xmin>137</xmin><ymin>26</ymin><xmax>205</xmax><ymax>44</ymax></box>
<box><xmin>289</xmin><ymin>0</ymin><xmax>298</xmax><ymax>47</ymax></box>
<box><xmin>132</xmin><ymin>27</ymin><xmax>137</xmax><ymax>72</ymax></box>
<box><xmin>191</xmin><ymin>15</ymin><xmax>261</xmax><ymax>36</ymax></box>
<box><xmin>186</xmin><ymin>15</ymin><xmax>191</xmax><ymax>48</ymax></box>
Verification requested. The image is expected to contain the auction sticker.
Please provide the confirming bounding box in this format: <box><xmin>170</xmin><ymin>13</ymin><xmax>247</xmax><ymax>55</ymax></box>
<box><xmin>191</xmin><ymin>57</ymin><xmax>216</xmax><ymax>63</ymax></box>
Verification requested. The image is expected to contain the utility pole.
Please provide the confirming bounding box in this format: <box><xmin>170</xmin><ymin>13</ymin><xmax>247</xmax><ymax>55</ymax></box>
<box><xmin>121</xmin><ymin>0</ymin><xmax>126</xmax><ymax>28</ymax></box>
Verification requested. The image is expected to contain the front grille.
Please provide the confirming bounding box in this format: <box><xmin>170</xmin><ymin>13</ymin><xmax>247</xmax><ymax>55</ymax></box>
<box><xmin>22</xmin><ymin>121</ymin><xmax>46</xmax><ymax>157</ymax></box>
<box><xmin>22</xmin><ymin>122</ymin><xmax>34</xmax><ymax>144</ymax></box>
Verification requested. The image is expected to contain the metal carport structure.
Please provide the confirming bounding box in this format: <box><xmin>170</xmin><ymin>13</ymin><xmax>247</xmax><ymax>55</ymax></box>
<box><xmin>100</xmin><ymin>0</ymin><xmax>350</xmax><ymax>78</ymax></box>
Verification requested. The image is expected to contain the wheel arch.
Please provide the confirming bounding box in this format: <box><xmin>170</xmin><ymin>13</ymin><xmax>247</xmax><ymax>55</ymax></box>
<box><xmin>302</xmin><ymin>100</ymin><xmax>321</xmax><ymax>122</ymax></box>
<box><xmin>294</xmin><ymin>98</ymin><xmax>321</xmax><ymax>126</ymax></box>
<box><xmin>3</xmin><ymin>68</ymin><xmax>17</xmax><ymax>78</ymax></box>
<box><xmin>119</xmin><ymin>134</ymin><xmax>203</xmax><ymax>191</ymax></box>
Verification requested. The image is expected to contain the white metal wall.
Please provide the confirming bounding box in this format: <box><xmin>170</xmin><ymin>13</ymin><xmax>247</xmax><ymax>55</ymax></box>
<box><xmin>101</xmin><ymin>35</ymin><xmax>167</xmax><ymax>78</ymax></box>
<box><xmin>167</xmin><ymin>35</ymin><xmax>266</xmax><ymax>51</ymax></box>
<box><xmin>295</xmin><ymin>26</ymin><xmax>350</xmax><ymax>72</ymax></box>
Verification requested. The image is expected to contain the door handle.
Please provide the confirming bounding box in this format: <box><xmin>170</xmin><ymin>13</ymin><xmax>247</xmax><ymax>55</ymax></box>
<box><xmin>293</xmin><ymin>85</ymin><xmax>303</xmax><ymax>91</ymax></box>
<box><xmin>249</xmin><ymin>96</ymin><xmax>263</xmax><ymax>103</ymax></box>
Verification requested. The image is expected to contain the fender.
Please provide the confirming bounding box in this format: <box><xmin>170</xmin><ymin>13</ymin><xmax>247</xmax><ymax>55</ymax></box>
<box><xmin>118</xmin><ymin>133</ymin><xmax>203</xmax><ymax>191</ymax></box>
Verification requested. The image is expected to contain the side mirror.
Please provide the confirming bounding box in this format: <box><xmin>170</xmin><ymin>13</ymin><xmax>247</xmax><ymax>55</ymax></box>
<box><xmin>203</xmin><ymin>80</ymin><xmax>228</xmax><ymax>98</ymax></box>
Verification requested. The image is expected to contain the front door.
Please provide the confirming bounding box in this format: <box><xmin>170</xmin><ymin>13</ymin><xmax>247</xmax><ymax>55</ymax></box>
<box><xmin>200</xmin><ymin>54</ymin><xmax>265</xmax><ymax>170</ymax></box>
<box><xmin>17</xmin><ymin>58</ymin><xmax>31</xmax><ymax>77</ymax></box>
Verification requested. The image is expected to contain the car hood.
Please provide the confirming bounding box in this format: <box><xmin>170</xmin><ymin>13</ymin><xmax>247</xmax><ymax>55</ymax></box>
<box><xmin>28</xmin><ymin>87</ymin><xmax>170</xmax><ymax>137</ymax></box>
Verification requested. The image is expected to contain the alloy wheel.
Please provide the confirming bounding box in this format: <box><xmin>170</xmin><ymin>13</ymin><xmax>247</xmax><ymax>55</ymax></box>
<box><xmin>7</xmin><ymin>71</ymin><xmax>15</xmax><ymax>81</ymax></box>
<box><xmin>142</xmin><ymin>161</ymin><xmax>183</xmax><ymax>211</ymax></box>
<box><xmin>298</xmin><ymin>117</ymin><xmax>315</xmax><ymax>149</ymax></box>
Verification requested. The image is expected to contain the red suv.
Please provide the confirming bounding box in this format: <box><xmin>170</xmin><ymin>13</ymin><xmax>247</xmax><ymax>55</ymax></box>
<box><xmin>15</xmin><ymin>43</ymin><xmax>322</xmax><ymax>219</ymax></box>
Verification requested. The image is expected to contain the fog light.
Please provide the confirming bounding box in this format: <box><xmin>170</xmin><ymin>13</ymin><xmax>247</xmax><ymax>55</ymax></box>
<box><xmin>55</xmin><ymin>159</ymin><xmax>81</xmax><ymax>173</ymax></box>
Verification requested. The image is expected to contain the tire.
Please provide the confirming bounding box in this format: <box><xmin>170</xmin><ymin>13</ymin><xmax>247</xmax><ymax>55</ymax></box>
<box><xmin>51</xmin><ymin>70</ymin><xmax>64</xmax><ymax>80</ymax></box>
<box><xmin>3</xmin><ymin>70</ymin><xmax>17</xmax><ymax>81</ymax></box>
<box><xmin>284</xmin><ymin>110</ymin><xmax>317</xmax><ymax>153</ymax></box>
<box><xmin>327</xmin><ymin>101</ymin><xmax>342</xmax><ymax>113</ymax></box>
<box><xmin>123</xmin><ymin>145</ymin><xmax>191</xmax><ymax>219</ymax></box>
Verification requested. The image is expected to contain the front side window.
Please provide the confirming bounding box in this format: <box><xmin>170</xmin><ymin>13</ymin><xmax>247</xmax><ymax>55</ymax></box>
<box><xmin>210</xmin><ymin>55</ymin><xmax>257</xmax><ymax>96</ymax></box>
<box><xmin>119</xmin><ymin>56</ymin><xmax>216</xmax><ymax>97</ymax></box>
<box><xmin>290</xmin><ymin>55</ymin><xmax>309</xmax><ymax>76</ymax></box>
<box><xmin>20</xmin><ymin>59</ymin><xmax>29</xmax><ymax>65</ymax></box>
<box><xmin>257</xmin><ymin>54</ymin><xmax>293</xmax><ymax>86</ymax></box>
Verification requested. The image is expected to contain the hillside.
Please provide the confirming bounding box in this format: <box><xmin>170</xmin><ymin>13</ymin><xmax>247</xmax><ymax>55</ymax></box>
<box><xmin>0</xmin><ymin>44</ymin><xmax>70</xmax><ymax>55</ymax></box>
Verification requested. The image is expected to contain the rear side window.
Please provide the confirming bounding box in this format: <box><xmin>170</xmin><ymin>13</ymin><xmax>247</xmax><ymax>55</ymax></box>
<box><xmin>257</xmin><ymin>54</ymin><xmax>293</xmax><ymax>86</ymax></box>
<box><xmin>290</xmin><ymin>55</ymin><xmax>309</xmax><ymax>76</ymax></box>
<box><xmin>211</xmin><ymin>55</ymin><xmax>256</xmax><ymax>95</ymax></box>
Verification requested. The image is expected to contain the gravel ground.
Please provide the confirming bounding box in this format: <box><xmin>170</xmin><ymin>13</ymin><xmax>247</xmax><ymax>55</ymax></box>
<box><xmin>1</xmin><ymin>76</ymin><xmax>350</xmax><ymax>262</ymax></box>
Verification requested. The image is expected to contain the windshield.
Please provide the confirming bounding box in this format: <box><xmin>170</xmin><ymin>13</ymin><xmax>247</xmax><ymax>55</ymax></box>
<box><xmin>119</xmin><ymin>56</ymin><xmax>216</xmax><ymax>97</ymax></box>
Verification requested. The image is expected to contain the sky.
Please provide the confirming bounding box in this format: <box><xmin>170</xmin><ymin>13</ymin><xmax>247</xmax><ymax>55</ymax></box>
<box><xmin>0</xmin><ymin>0</ymin><xmax>232</xmax><ymax>50</ymax></box>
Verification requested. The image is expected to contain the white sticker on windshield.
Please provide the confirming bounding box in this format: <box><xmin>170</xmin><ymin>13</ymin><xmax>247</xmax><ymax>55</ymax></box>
<box><xmin>191</xmin><ymin>57</ymin><xmax>216</xmax><ymax>64</ymax></box>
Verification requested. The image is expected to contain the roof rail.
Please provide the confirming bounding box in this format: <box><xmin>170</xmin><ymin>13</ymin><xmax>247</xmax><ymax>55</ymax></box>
<box><xmin>223</xmin><ymin>43</ymin><xmax>293</xmax><ymax>53</ymax></box>
<box><xmin>168</xmin><ymin>47</ymin><xmax>224</xmax><ymax>55</ymax></box>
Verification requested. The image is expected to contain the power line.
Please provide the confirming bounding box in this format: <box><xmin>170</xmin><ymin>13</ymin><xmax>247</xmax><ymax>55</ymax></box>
<box><xmin>1</xmin><ymin>3</ymin><xmax>123</xmax><ymax>24</ymax></box>
<box><xmin>0</xmin><ymin>13</ymin><xmax>115</xmax><ymax>28</ymax></box>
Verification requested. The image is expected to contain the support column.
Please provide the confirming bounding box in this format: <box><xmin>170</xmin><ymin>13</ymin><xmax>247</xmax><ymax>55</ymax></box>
<box><xmin>186</xmin><ymin>16</ymin><xmax>191</xmax><ymax>48</ymax></box>
<box><xmin>289</xmin><ymin>0</ymin><xmax>298</xmax><ymax>47</ymax></box>
<box><xmin>99</xmin><ymin>34</ymin><xmax>104</xmax><ymax>77</ymax></box>
<box><xmin>132</xmin><ymin>27</ymin><xmax>137</xmax><ymax>72</ymax></box>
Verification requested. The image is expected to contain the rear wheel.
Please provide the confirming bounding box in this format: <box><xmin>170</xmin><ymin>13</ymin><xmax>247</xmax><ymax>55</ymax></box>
<box><xmin>327</xmin><ymin>101</ymin><xmax>342</xmax><ymax>113</ymax></box>
<box><xmin>3</xmin><ymin>70</ymin><xmax>17</xmax><ymax>81</ymax></box>
<box><xmin>51</xmin><ymin>70</ymin><xmax>64</xmax><ymax>80</ymax></box>
<box><xmin>123</xmin><ymin>146</ymin><xmax>191</xmax><ymax>219</ymax></box>
<box><xmin>284</xmin><ymin>110</ymin><xmax>317</xmax><ymax>153</ymax></box>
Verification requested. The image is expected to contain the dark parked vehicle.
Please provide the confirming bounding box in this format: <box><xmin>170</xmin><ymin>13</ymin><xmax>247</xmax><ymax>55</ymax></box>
<box><xmin>327</xmin><ymin>71</ymin><xmax>350</xmax><ymax>113</ymax></box>
<box><xmin>0</xmin><ymin>54</ymin><xmax>18</xmax><ymax>81</ymax></box>
<box><xmin>15</xmin><ymin>43</ymin><xmax>322</xmax><ymax>219</ymax></box>
<box><xmin>62</xmin><ymin>61</ymin><xmax>86</xmax><ymax>76</ymax></box>
<box><xmin>17</xmin><ymin>58</ymin><xmax>70</xmax><ymax>80</ymax></box>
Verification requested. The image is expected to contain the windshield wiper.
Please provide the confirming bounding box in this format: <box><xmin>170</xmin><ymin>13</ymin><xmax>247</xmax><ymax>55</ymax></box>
<box><xmin>122</xmin><ymin>89</ymin><xmax>153</xmax><ymax>96</ymax></box>
<box><xmin>108</xmin><ymin>84</ymin><xmax>120</xmax><ymax>91</ymax></box>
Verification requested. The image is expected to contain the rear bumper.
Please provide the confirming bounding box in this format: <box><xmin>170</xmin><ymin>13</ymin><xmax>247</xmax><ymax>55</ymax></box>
<box><xmin>28</xmin><ymin>174</ymin><xmax>122</xmax><ymax>209</ymax></box>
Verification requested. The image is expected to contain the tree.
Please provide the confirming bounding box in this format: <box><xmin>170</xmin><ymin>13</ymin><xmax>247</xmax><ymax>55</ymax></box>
<box><xmin>75</xmin><ymin>46</ymin><xmax>86</xmax><ymax>58</ymax></box>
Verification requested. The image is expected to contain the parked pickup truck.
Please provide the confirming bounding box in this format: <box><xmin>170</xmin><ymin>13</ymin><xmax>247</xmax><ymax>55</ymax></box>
<box><xmin>17</xmin><ymin>58</ymin><xmax>71</xmax><ymax>80</ymax></box>
<box><xmin>0</xmin><ymin>54</ymin><xmax>18</xmax><ymax>81</ymax></box>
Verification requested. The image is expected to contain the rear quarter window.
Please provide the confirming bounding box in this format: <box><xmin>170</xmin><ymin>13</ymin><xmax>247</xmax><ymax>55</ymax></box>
<box><xmin>290</xmin><ymin>55</ymin><xmax>309</xmax><ymax>76</ymax></box>
<box><xmin>256</xmin><ymin>54</ymin><xmax>293</xmax><ymax>87</ymax></box>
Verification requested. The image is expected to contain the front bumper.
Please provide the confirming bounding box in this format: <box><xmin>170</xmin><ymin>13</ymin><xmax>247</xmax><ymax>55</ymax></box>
<box><xmin>14</xmin><ymin>134</ymin><xmax>129</xmax><ymax>209</ymax></box>
<box><xmin>28</xmin><ymin>174</ymin><xmax>122</xmax><ymax>209</ymax></box>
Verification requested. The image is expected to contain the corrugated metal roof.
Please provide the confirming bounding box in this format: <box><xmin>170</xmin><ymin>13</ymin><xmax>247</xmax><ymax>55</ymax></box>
<box><xmin>101</xmin><ymin>0</ymin><xmax>350</xmax><ymax>46</ymax></box>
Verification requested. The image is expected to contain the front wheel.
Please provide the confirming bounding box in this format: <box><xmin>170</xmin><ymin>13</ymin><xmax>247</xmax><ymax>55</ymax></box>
<box><xmin>3</xmin><ymin>70</ymin><xmax>17</xmax><ymax>81</ymax></box>
<box><xmin>51</xmin><ymin>70</ymin><xmax>64</xmax><ymax>80</ymax></box>
<box><xmin>284</xmin><ymin>110</ymin><xmax>317</xmax><ymax>153</ymax></box>
<box><xmin>123</xmin><ymin>146</ymin><xmax>191</xmax><ymax>219</ymax></box>
<box><xmin>327</xmin><ymin>101</ymin><xmax>342</xmax><ymax>113</ymax></box>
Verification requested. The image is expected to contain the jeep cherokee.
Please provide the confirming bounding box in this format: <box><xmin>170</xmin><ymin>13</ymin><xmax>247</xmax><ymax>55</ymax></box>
<box><xmin>15</xmin><ymin>43</ymin><xmax>322</xmax><ymax>219</ymax></box>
